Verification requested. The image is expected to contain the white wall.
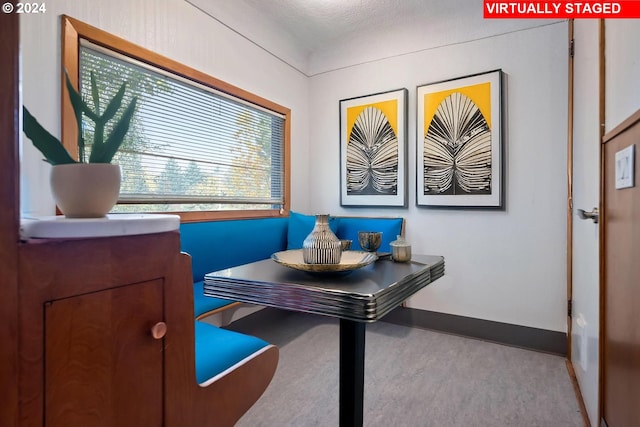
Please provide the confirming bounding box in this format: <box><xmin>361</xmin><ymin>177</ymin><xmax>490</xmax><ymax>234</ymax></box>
<box><xmin>20</xmin><ymin>0</ymin><xmax>311</xmax><ymax>216</ymax></box>
<box><xmin>309</xmin><ymin>22</ymin><xmax>569</xmax><ymax>332</ymax></box>
<box><xmin>185</xmin><ymin>0</ymin><xmax>310</xmax><ymax>75</ymax></box>
<box><xmin>605</xmin><ymin>20</ymin><xmax>640</xmax><ymax>132</ymax></box>
<box><xmin>308</xmin><ymin>17</ymin><xmax>563</xmax><ymax>77</ymax></box>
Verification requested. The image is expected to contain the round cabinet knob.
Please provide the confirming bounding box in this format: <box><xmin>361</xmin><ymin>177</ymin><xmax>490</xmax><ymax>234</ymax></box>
<box><xmin>150</xmin><ymin>322</ymin><xmax>167</xmax><ymax>339</ymax></box>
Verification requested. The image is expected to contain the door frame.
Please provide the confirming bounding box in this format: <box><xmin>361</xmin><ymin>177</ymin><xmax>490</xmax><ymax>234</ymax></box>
<box><xmin>597</xmin><ymin>18</ymin><xmax>605</xmax><ymax>427</ymax></box>
<box><xmin>0</xmin><ymin>9</ymin><xmax>20</xmax><ymax>427</ymax></box>
<box><xmin>566</xmin><ymin>18</ymin><xmax>574</xmax><ymax>360</ymax></box>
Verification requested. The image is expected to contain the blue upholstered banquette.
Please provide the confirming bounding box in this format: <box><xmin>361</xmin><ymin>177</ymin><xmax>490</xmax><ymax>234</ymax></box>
<box><xmin>180</xmin><ymin>212</ymin><xmax>404</xmax><ymax>318</ymax></box>
<box><xmin>180</xmin><ymin>212</ymin><xmax>403</xmax><ymax>385</ymax></box>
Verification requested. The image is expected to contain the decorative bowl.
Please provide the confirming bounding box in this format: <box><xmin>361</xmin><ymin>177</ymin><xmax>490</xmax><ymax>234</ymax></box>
<box><xmin>340</xmin><ymin>239</ymin><xmax>352</xmax><ymax>251</ymax></box>
<box><xmin>358</xmin><ymin>231</ymin><xmax>382</xmax><ymax>253</ymax></box>
<box><xmin>271</xmin><ymin>249</ymin><xmax>377</xmax><ymax>273</ymax></box>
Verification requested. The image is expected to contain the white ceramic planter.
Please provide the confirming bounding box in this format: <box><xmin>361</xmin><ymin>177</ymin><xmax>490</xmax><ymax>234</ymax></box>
<box><xmin>50</xmin><ymin>163</ymin><xmax>121</xmax><ymax>218</ymax></box>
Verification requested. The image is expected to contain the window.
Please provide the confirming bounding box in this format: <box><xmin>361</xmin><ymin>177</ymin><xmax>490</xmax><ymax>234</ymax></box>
<box><xmin>62</xmin><ymin>16</ymin><xmax>290</xmax><ymax>221</ymax></box>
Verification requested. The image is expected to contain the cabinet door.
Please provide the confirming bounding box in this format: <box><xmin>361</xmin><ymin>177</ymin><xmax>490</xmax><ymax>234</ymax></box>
<box><xmin>45</xmin><ymin>279</ymin><xmax>164</xmax><ymax>427</ymax></box>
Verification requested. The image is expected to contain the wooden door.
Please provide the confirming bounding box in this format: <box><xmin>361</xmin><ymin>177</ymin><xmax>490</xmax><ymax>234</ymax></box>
<box><xmin>601</xmin><ymin>109</ymin><xmax>640</xmax><ymax>426</ymax></box>
<box><xmin>44</xmin><ymin>280</ymin><xmax>164</xmax><ymax>427</ymax></box>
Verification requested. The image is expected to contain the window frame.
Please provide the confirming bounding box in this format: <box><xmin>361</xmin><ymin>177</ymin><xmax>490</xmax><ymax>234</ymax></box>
<box><xmin>61</xmin><ymin>15</ymin><xmax>291</xmax><ymax>222</ymax></box>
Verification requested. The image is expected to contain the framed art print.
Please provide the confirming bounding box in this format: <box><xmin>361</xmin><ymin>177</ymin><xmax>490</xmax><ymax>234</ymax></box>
<box><xmin>417</xmin><ymin>70</ymin><xmax>503</xmax><ymax>208</ymax></box>
<box><xmin>340</xmin><ymin>88</ymin><xmax>407</xmax><ymax>207</ymax></box>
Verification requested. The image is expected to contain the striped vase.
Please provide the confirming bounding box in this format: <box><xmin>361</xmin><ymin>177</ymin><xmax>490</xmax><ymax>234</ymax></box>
<box><xmin>302</xmin><ymin>214</ymin><xmax>342</xmax><ymax>264</ymax></box>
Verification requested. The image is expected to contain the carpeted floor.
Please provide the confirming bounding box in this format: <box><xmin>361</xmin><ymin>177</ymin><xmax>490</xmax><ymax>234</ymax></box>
<box><xmin>225</xmin><ymin>308</ymin><xmax>584</xmax><ymax>427</ymax></box>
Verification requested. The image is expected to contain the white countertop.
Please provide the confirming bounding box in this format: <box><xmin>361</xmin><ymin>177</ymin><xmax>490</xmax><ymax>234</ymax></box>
<box><xmin>20</xmin><ymin>213</ymin><xmax>181</xmax><ymax>239</ymax></box>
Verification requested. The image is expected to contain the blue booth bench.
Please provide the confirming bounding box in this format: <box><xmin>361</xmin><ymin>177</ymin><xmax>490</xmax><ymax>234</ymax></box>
<box><xmin>180</xmin><ymin>212</ymin><xmax>405</xmax><ymax>321</ymax></box>
<box><xmin>181</xmin><ymin>212</ymin><xmax>403</xmax><ymax>409</ymax></box>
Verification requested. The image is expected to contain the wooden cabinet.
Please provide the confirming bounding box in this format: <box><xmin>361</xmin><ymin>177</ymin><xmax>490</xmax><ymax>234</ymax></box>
<box><xmin>18</xmin><ymin>232</ymin><xmax>181</xmax><ymax>427</ymax></box>
<box><xmin>16</xmin><ymin>228</ymin><xmax>278</xmax><ymax>427</ymax></box>
<box><xmin>44</xmin><ymin>280</ymin><xmax>164</xmax><ymax>427</ymax></box>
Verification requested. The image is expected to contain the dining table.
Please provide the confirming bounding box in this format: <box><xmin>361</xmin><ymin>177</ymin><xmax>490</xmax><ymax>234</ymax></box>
<box><xmin>203</xmin><ymin>252</ymin><xmax>445</xmax><ymax>427</ymax></box>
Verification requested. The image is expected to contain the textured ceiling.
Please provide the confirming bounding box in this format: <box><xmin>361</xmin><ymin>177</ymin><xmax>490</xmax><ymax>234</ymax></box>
<box><xmin>193</xmin><ymin>0</ymin><xmax>559</xmax><ymax>75</ymax></box>
<box><xmin>239</xmin><ymin>0</ymin><xmax>461</xmax><ymax>54</ymax></box>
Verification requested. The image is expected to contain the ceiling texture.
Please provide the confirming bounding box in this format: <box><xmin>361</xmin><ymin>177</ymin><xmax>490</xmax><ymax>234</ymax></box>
<box><xmin>191</xmin><ymin>0</ymin><xmax>561</xmax><ymax>76</ymax></box>
<box><xmin>239</xmin><ymin>0</ymin><xmax>458</xmax><ymax>54</ymax></box>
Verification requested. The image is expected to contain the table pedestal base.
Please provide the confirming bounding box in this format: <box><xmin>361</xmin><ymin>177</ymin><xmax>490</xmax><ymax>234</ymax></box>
<box><xmin>339</xmin><ymin>319</ymin><xmax>366</xmax><ymax>427</ymax></box>
<box><xmin>203</xmin><ymin>255</ymin><xmax>445</xmax><ymax>426</ymax></box>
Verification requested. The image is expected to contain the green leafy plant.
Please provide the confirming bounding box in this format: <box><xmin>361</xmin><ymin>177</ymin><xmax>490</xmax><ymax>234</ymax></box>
<box><xmin>23</xmin><ymin>71</ymin><xmax>138</xmax><ymax>164</ymax></box>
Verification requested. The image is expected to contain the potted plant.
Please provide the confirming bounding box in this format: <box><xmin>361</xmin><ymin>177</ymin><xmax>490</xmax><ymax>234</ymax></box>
<box><xmin>23</xmin><ymin>71</ymin><xmax>138</xmax><ymax>218</ymax></box>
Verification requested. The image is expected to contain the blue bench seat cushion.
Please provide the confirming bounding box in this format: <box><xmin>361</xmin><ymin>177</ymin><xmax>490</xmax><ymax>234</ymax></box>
<box><xmin>193</xmin><ymin>281</ymin><xmax>235</xmax><ymax>318</ymax></box>
<box><xmin>195</xmin><ymin>321</ymin><xmax>271</xmax><ymax>385</ymax></box>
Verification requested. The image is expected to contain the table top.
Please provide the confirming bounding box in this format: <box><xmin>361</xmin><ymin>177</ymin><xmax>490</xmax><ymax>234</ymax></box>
<box><xmin>204</xmin><ymin>254</ymin><xmax>444</xmax><ymax>322</ymax></box>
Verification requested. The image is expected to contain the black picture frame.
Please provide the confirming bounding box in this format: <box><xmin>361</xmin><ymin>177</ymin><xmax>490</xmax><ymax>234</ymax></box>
<box><xmin>416</xmin><ymin>70</ymin><xmax>504</xmax><ymax>209</ymax></box>
<box><xmin>339</xmin><ymin>88</ymin><xmax>408</xmax><ymax>207</ymax></box>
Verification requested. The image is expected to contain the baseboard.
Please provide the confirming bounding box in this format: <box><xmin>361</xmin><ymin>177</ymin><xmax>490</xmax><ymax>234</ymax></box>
<box><xmin>382</xmin><ymin>306</ymin><xmax>567</xmax><ymax>356</ymax></box>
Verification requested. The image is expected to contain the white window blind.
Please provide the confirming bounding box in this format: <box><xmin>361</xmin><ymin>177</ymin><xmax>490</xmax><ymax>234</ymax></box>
<box><xmin>78</xmin><ymin>42</ymin><xmax>285</xmax><ymax>213</ymax></box>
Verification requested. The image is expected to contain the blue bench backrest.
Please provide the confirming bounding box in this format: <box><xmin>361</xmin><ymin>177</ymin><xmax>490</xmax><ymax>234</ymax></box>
<box><xmin>180</xmin><ymin>214</ymin><xmax>404</xmax><ymax>282</ymax></box>
<box><xmin>180</xmin><ymin>217</ymin><xmax>289</xmax><ymax>282</ymax></box>
<box><xmin>181</xmin><ymin>215</ymin><xmax>403</xmax><ymax>318</ymax></box>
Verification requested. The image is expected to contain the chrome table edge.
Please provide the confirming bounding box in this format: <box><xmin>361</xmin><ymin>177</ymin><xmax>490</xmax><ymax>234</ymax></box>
<box><xmin>203</xmin><ymin>255</ymin><xmax>445</xmax><ymax>322</ymax></box>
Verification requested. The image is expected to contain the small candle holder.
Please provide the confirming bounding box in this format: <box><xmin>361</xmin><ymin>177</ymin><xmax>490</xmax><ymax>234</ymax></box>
<box><xmin>390</xmin><ymin>235</ymin><xmax>412</xmax><ymax>262</ymax></box>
